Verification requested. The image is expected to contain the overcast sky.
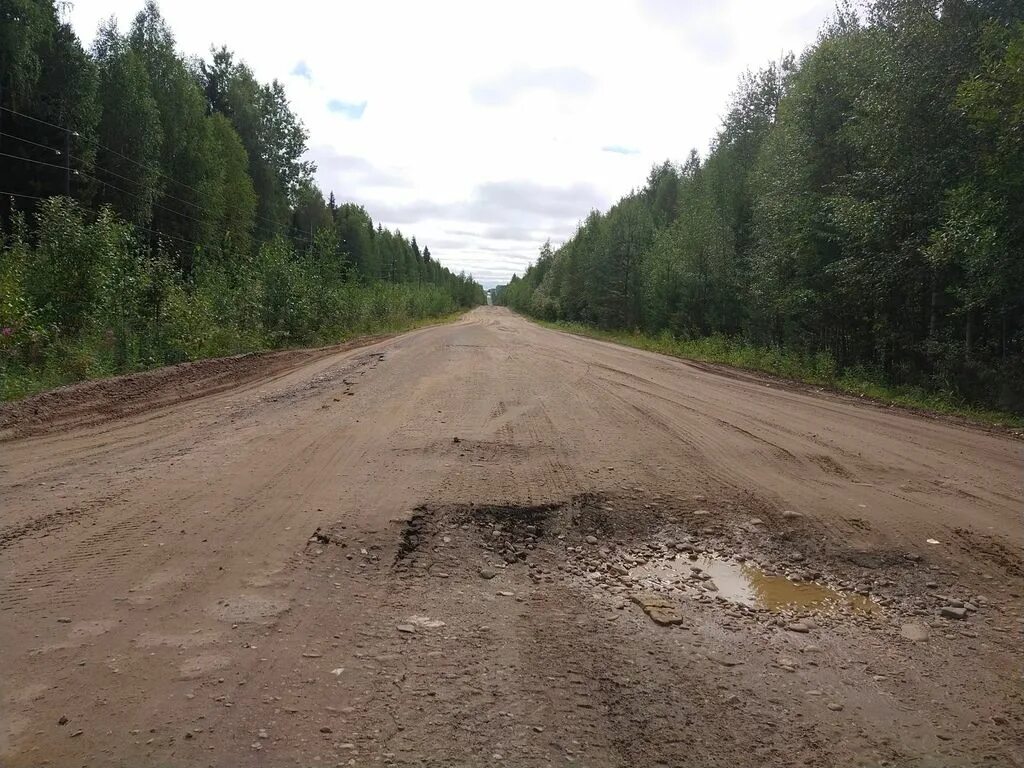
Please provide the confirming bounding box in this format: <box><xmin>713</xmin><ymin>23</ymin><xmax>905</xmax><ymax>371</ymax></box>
<box><xmin>69</xmin><ymin>0</ymin><xmax>836</xmax><ymax>287</ymax></box>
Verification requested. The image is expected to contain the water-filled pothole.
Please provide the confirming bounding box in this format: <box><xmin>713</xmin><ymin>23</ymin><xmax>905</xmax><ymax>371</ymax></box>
<box><xmin>632</xmin><ymin>555</ymin><xmax>876</xmax><ymax>613</ymax></box>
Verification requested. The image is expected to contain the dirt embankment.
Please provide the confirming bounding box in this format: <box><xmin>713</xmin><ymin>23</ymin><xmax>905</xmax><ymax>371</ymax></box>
<box><xmin>0</xmin><ymin>334</ymin><xmax>399</xmax><ymax>441</ymax></box>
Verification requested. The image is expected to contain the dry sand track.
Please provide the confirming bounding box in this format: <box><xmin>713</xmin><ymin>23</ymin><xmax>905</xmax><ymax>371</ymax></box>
<box><xmin>1</xmin><ymin>306</ymin><xmax>1022</xmax><ymax>767</ymax></box>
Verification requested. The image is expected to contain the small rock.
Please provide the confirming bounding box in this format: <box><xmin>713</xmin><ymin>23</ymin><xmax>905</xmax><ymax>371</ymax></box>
<box><xmin>396</xmin><ymin>624</ymin><xmax>416</xmax><ymax>633</ymax></box>
<box><xmin>900</xmin><ymin>623</ymin><xmax>929</xmax><ymax>642</ymax></box>
<box><xmin>781</xmin><ymin>510</ymin><xmax>802</xmax><ymax>519</ymax></box>
<box><xmin>57</xmin><ymin>617</ymin><xmax>72</xmax><ymax>624</ymax></box>
<box><xmin>257</xmin><ymin>729</ymin><xmax>269</xmax><ymax>739</ymax></box>
<box><xmin>70</xmin><ymin>730</ymin><xmax>83</xmax><ymax>738</ymax></box>
<box><xmin>940</xmin><ymin>606</ymin><xmax>968</xmax><ymax>620</ymax></box>
<box><xmin>452</xmin><ymin>436</ymin><xmax>461</xmax><ymax>443</ymax></box>
<box><xmin>302</xmin><ymin>651</ymin><xmax>323</xmax><ymax>658</ymax></box>
<box><xmin>787</xmin><ymin>622</ymin><xmax>811</xmax><ymax>633</ymax></box>
<box><xmin>964</xmin><ymin>602</ymin><xmax>978</xmax><ymax>612</ymax></box>
<box><xmin>58</xmin><ymin>716</ymin><xmax>68</xmax><ymax>726</ymax></box>
<box><xmin>478</xmin><ymin>565</ymin><xmax>499</xmax><ymax>580</ymax></box>
<box><xmin>826</xmin><ymin>703</ymin><xmax>844</xmax><ymax>712</ymax></box>
<box><xmin>585</xmin><ymin>535</ymin><xmax>598</xmax><ymax>545</ymax></box>
<box><xmin>630</xmin><ymin>592</ymin><xmax>684</xmax><ymax>626</ymax></box>
<box><xmin>320</xmin><ymin>726</ymin><xmax>333</xmax><ymax>734</ymax></box>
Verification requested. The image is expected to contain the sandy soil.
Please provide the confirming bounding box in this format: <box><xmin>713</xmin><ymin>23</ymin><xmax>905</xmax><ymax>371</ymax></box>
<box><xmin>1</xmin><ymin>306</ymin><xmax>1021</xmax><ymax>767</ymax></box>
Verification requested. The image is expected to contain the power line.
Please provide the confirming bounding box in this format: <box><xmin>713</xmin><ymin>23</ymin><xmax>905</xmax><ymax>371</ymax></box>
<box><xmin>0</xmin><ymin>151</ymin><xmax>72</xmax><ymax>174</ymax></box>
<box><xmin>1</xmin><ymin>103</ymin><xmax>310</xmax><ymax>242</ymax></box>
<box><xmin>0</xmin><ymin>105</ymin><xmax>77</xmax><ymax>136</ymax></box>
<box><xmin>70</xmin><ymin>153</ymin><xmax>205</xmax><ymax>214</ymax></box>
<box><xmin>0</xmin><ymin>189</ymin><xmax>201</xmax><ymax>249</ymax></box>
<box><xmin>3</xmin><ymin>105</ymin><xmax>315</xmax><ymax>243</ymax></box>
<box><xmin>0</xmin><ymin>131</ymin><xmax>64</xmax><ymax>155</ymax></box>
<box><xmin>0</xmin><ymin>190</ymin><xmax>51</xmax><ymax>202</ymax></box>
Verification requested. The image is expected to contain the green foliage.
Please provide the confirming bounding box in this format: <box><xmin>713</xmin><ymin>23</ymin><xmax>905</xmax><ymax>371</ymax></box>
<box><xmin>0</xmin><ymin>199</ymin><xmax>478</xmax><ymax>399</ymax></box>
<box><xmin>500</xmin><ymin>0</ymin><xmax>1024</xmax><ymax>414</ymax></box>
<box><xmin>0</xmin><ymin>1</ymin><xmax>484</xmax><ymax>398</ymax></box>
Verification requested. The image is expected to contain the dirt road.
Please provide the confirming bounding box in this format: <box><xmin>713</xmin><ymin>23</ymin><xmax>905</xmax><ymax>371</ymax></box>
<box><xmin>2</xmin><ymin>306</ymin><xmax>1022</xmax><ymax>767</ymax></box>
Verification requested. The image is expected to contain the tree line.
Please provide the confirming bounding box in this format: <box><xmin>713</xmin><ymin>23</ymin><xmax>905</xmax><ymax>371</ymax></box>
<box><xmin>0</xmin><ymin>0</ymin><xmax>483</xmax><ymax>398</ymax></box>
<box><xmin>498</xmin><ymin>0</ymin><xmax>1023</xmax><ymax>413</ymax></box>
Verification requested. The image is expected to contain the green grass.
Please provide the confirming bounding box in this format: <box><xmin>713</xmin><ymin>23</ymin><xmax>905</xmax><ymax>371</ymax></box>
<box><xmin>536</xmin><ymin>320</ymin><xmax>1024</xmax><ymax>430</ymax></box>
<box><xmin>1</xmin><ymin>309</ymin><xmax>467</xmax><ymax>403</ymax></box>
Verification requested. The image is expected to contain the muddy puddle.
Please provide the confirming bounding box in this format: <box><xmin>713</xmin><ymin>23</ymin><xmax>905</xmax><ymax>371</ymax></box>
<box><xmin>632</xmin><ymin>555</ymin><xmax>876</xmax><ymax>613</ymax></box>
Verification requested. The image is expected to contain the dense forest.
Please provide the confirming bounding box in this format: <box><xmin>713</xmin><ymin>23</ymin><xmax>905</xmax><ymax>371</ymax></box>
<box><xmin>0</xmin><ymin>0</ymin><xmax>483</xmax><ymax>398</ymax></box>
<box><xmin>498</xmin><ymin>0</ymin><xmax>1024</xmax><ymax>414</ymax></box>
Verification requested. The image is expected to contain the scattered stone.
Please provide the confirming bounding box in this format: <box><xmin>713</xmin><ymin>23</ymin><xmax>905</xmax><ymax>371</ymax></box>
<box><xmin>827</xmin><ymin>703</ymin><xmax>844</xmax><ymax>712</ymax></box>
<box><xmin>787</xmin><ymin>622</ymin><xmax>811</xmax><ymax>633</ymax></box>
<box><xmin>781</xmin><ymin>510</ymin><xmax>802</xmax><ymax>519</ymax></box>
<box><xmin>302</xmin><ymin>651</ymin><xmax>323</xmax><ymax>658</ymax></box>
<box><xmin>900</xmin><ymin>623</ymin><xmax>929</xmax><ymax>642</ymax></box>
<box><xmin>452</xmin><ymin>437</ymin><xmax>461</xmax><ymax>443</ymax></box>
<box><xmin>57</xmin><ymin>617</ymin><xmax>72</xmax><ymax>623</ymax></box>
<box><xmin>706</xmin><ymin>652</ymin><xmax>744</xmax><ymax>667</ymax></box>
<box><xmin>320</xmin><ymin>726</ymin><xmax>333</xmax><ymax>734</ymax></box>
<box><xmin>478</xmin><ymin>565</ymin><xmax>499</xmax><ymax>580</ymax></box>
<box><xmin>58</xmin><ymin>716</ymin><xmax>68</xmax><ymax>726</ymax></box>
<box><xmin>396</xmin><ymin>624</ymin><xmax>416</xmax><ymax>634</ymax></box>
<box><xmin>940</xmin><ymin>606</ymin><xmax>968</xmax><ymax>620</ymax></box>
<box><xmin>496</xmin><ymin>591</ymin><xmax>515</xmax><ymax>597</ymax></box>
<box><xmin>630</xmin><ymin>592</ymin><xmax>684</xmax><ymax>626</ymax></box>
<box><xmin>585</xmin><ymin>535</ymin><xmax>598</xmax><ymax>545</ymax></box>
<box><xmin>70</xmin><ymin>730</ymin><xmax>83</xmax><ymax>738</ymax></box>
<box><xmin>257</xmin><ymin>729</ymin><xmax>269</xmax><ymax>739</ymax></box>
<box><xmin>964</xmin><ymin>602</ymin><xmax>978</xmax><ymax>612</ymax></box>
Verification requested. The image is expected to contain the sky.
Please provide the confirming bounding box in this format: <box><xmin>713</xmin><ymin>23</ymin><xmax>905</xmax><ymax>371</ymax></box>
<box><xmin>68</xmin><ymin>0</ymin><xmax>837</xmax><ymax>287</ymax></box>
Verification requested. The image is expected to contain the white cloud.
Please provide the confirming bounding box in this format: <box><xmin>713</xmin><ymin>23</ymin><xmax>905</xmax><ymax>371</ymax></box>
<box><xmin>68</xmin><ymin>0</ymin><xmax>836</xmax><ymax>287</ymax></box>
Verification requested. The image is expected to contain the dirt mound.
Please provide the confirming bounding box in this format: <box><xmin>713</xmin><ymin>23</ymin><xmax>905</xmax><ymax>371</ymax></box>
<box><xmin>0</xmin><ymin>335</ymin><xmax>391</xmax><ymax>440</ymax></box>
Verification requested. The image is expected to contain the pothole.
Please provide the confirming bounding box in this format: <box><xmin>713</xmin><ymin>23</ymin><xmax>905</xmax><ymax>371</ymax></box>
<box><xmin>631</xmin><ymin>555</ymin><xmax>877</xmax><ymax>614</ymax></box>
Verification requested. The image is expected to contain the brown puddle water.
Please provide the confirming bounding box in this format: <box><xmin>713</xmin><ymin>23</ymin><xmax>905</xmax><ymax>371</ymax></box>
<box><xmin>632</xmin><ymin>556</ymin><xmax>877</xmax><ymax>613</ymax></box>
